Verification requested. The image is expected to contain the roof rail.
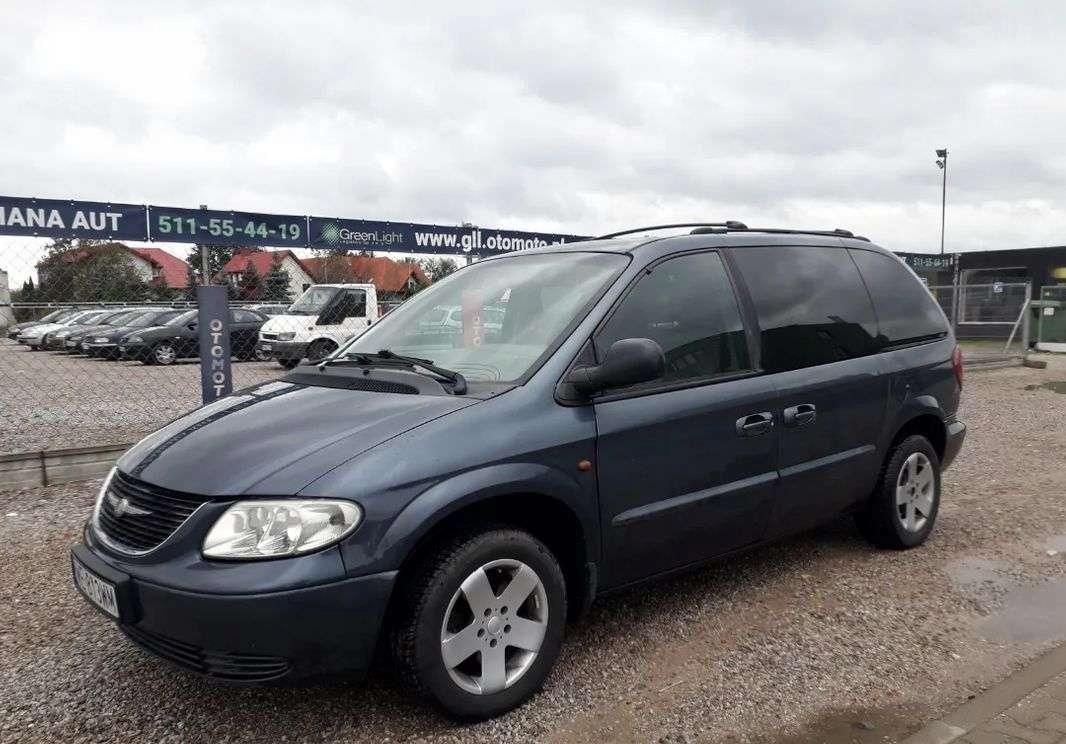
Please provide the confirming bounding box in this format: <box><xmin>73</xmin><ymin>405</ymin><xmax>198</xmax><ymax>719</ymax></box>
<box><xmin>595</xmin><ymin>223</ymin><xmax>870</xmax><ymax>242</ymax></box>
<box><xmin>736</xmin><ymin>227</ymin><xmax>870</xmax><ymax>242</ymax></box>
<box><xmin>595</xmin><ymin>222</ymin><xmax>748</xmax><ymax>240</ymax></box>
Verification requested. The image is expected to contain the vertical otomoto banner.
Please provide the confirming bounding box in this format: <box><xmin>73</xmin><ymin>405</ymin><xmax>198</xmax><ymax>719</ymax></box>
<box><xmin>196</xmin><ymin>286</ymin><xmax>232</xmax><ymax>404</ymax></box>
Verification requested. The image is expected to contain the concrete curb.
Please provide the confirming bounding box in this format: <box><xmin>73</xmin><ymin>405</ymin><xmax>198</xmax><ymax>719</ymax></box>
<box><xmin>0</xmin><ymin>443</ymin><xmax>130</xmax><ymax>490</ymax></box>
<box><xmin>902</xmin><ymin>642</ymin><xmax>1066</xmax><ymax>743</ymax></box>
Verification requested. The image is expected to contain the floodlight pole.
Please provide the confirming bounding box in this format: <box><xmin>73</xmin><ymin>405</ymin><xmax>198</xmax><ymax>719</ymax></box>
<box><xmin>936</xmin><ymin>149</ymin><xmax>948</xmax><ymax>255</ymax></box>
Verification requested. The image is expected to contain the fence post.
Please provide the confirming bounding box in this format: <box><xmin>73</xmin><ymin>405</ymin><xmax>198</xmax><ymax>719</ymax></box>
<box><xmin>0</xmin><ymin>269</ymin><xmax>14</xmax><ymax>332</ymax></box>
<box><xmin>196</xmin><ymin>285</ymin><xmax>233</xmax><ymax>404</ymax></box>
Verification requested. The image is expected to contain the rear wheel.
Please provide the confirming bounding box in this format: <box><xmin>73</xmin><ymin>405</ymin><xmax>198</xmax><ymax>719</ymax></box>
<box><xmin>392</xmin><ymin>528</ymin><xmax>567</xmax><ymax>720</ymax></box>
<box><xmin>856</xmin><ymin>434</ymin><xmax>941</xmax><ymax>549</ymax></box>
<box><xmin>149</xmin><ymin>342</ymin><xmax>177</xmax><ymax>366</ymax></box>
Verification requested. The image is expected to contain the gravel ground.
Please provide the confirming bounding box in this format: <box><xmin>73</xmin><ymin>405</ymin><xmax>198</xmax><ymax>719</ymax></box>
<box><xmin>3</xmin><ymin>359</ymin><xmax>1066</xmax><ymax>743</ymax></box>
<box><xmin>0</xmin><ymin>339</ymin><xmax>286</xmax><ymax>454</ymax></box>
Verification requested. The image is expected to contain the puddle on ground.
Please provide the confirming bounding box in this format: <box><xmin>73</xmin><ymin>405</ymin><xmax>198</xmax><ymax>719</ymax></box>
<box><xmin>753</xmin><ymin>704</ymin><xmax>925</xmax><ymax>744</ymax></box>
<box><xmin>975</xmin><ymin>577</ymin><xmax>1066</xmax><ymax>644</ymax></box>
<box><xmin>947</xmin><ymin>557</ymin><xmax>1019</xmax><ymax>601</ymax></box>
<box><xmin>1024</xmin><ymin>380</ymin><xmax>1066</xmax><ymax>393</ymax></box>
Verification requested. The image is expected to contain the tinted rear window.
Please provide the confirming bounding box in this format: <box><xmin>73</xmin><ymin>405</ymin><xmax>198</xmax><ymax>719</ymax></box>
<box><xmin>849</xmin><ymin>249</ymin><xmax>948</xmax><ymax>347</ymax></box>
<box><xmin>730</xmin><ymin>245</ymin><xmax>878</xmax><ymax>373</ymax></box>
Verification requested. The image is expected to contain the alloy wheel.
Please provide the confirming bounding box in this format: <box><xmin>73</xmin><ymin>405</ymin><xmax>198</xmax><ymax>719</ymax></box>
<box><xmin>895</xmin><ymin>452</ymin><xmax>935</xmax><ymax>532</ymax></box>
<box><xmin>439</xmin><ymin>559</ymin><xmax>548</xmax><ymax>695</ymax></box>
<box><xmin>154</xmin><ymin>344</ymin><xmax>176</xmax><ymax>365</ymax></box>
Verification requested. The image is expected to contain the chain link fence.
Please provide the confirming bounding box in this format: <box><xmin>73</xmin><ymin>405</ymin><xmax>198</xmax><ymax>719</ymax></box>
<box><xmin>928</xmin><ymin>282</ymin><xmax>1033</xmax><ymax>354</ymax></box>
<box><xmin>0</xmin><ymin>240</ymin><xmax>439</xmax><ymax>457</ymax></box>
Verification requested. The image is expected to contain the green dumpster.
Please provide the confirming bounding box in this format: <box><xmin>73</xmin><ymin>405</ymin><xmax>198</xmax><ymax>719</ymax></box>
<box><xmin>1034</xmin><ymin>287</ymin><xmax>1066</xmax><ymax>351</ymax></box>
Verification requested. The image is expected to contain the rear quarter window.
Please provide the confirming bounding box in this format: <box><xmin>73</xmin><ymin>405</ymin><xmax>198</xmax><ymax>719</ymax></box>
<box><xmin>848</xmin><ymin>249</ymin><xmax>949</xmax><ymax>348</ymax></box>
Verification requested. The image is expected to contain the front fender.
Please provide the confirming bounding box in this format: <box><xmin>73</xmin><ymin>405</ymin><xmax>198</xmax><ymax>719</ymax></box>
<box><xmin>341</xmin><ymin>461</ymin><xmax>598</xmax><ymax>576</ymax></box>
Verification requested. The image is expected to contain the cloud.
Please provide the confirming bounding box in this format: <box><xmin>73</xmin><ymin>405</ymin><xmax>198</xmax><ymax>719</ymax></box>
<box><xmin>1</xmin><ymin>0</ymin><xmax>1065</xmax><ymax>283</ymax></box>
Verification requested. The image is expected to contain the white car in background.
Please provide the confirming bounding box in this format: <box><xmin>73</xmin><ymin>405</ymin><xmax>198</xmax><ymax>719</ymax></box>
<box><xmin>16</xmin><ymin>310</ymin><xmax>101</xmax><ymax>350</ymax></box>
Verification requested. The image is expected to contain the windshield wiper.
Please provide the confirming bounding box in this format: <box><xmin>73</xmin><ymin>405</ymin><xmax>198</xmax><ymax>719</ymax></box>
<box><xmin>321</xmin><ymin>349</ymin><xmax>468</xmax><ymax>394</ymax></box>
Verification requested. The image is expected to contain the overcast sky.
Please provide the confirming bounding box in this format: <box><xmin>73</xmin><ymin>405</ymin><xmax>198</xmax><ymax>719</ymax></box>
<box><xmin>2</xmin><ymin>0</ymin><xmax>1066</xmax><ymax>285</ymax></box>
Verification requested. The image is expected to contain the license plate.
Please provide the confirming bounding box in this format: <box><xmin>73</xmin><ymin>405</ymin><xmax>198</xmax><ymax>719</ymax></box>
<box><xmin>260</xmin><ymin>343</ymin><xmax>272</xmax><ymax>351</ymax></box>
<box><xmin>72</xmin><ymin>557</ymin><xmax>119</xmax><ymax>618</ymax></box>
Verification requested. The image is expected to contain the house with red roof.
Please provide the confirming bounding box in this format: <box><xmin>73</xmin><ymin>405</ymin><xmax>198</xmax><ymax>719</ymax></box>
<box><xmin>302</xmin><ymin>254</ymin><xmax>429</xmax><ymax>299</ymax></box>
<box><xmin>36</xmin><ymin>242</ymin><xmax>191</xmax><ymax>291</ymax></box>
<box><xmin>219</xmin><ymin>249</ymin><xmax>315</xmax><ymax>300</ymax></box>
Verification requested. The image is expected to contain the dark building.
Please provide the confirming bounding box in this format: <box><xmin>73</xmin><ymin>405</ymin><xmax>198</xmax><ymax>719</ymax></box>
<box><xmin>898</xmin><ymin>246</ymin><xmax>1066</xmax><ymax>339</ymax></box>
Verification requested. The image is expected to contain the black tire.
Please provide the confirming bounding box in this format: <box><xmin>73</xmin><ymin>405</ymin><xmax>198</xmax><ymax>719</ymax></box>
<box><xmin>306</xmin><ymin>340</ymin><xmax>337</xmax><ymax>362</ymax></box>
<box><xmin>277</xmin><ymin>357</ymin><xmax>301</xmax><ymax>370</ymax></box>
<box><xmin>391</xmin><ymin>528</ymin><xmax>567</xmax><ymax>720</ymax></box>
<box><xmin>856</xmin><ymin>434</ymin><xmax>941</xmax><ymax>549</ymax></box>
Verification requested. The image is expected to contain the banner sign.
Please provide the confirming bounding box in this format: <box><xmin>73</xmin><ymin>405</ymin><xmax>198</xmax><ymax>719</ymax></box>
<box><xmin>196</xmin><ymin>285</ymin><xmax>233</xmax><ymax>403</ymax></box>
<box><xmin>308</xmin><ymin>216</ymin><xmax>584</xmax><ymax>256</ymax></box>
<box><xmin>148</xmin><ymin>205</ymin><xmax>306</xmax><ymax>248</ymax></box>
<box><xmin>0</xmin><ymin>194</ymin><xmax>589</xmax><ymax>255</ymax></box>
<box><xmin>0</xmin><ymin>196</ymin><xmax>148</xmax><ymax>241</ymax></box>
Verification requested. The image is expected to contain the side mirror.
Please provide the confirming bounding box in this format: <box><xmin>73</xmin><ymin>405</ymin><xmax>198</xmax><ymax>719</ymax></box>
<box><xmin>566</xmin><ymin>338</ymin><xmax>665</xmax><ymax>395</ymax></box>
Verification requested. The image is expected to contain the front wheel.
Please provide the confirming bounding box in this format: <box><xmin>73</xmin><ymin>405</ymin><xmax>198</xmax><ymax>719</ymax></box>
<box><xmin>856</xmin><ymin>434</ymin><xmax>941</xmax><ymax>549</ymax></box>
<box><xmin>391</xmin><ymin>528</ymin><xmax>567</xmax><ymax>720</ymax></box>
<box><xmin>277</xmin><ymin>357</ymin><xmax>300</xmax><ymax>370</ymax></box>
<box><xmin>306</xmin><ymin>339</ymin><xmax>337</xmax><ymax>362</ymax></box>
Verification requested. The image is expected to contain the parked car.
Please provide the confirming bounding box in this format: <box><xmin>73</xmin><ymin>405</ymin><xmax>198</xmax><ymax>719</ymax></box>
<box><xmin>120</xmin><ymin>308</ymin><xmax>268</xmax><ymax>365</ymax></box>
<box><xmin>83</xmin><ymin>309</ymin><xmax>183</xmax><ymax>359</ymax></box>
<box><xmin>72</xmin><ymin>225</ymin><xmax>965</xmax><ymax>720</ymax></box>
<box><xmin>64</xmin><ymin>309</ymin><xmax>158</xmax><ymax>354</ymax></box>
<box><xmin>17</xmin><ymin>309</ymin><xmax>103</xmax><ymax>349</ymax></box>
<box><xmin>45</xmin><ymin>309</ymin><xmax>133</xmax><ymax>351</ymax></box>
<box><xmin>256</xmin><ymin>283</ymin><xmax>378</xmax><ymax>369</ymax></box>
<box><xmin>6</xmin><ymin>308</ymin><xmax>78</xmax><ymax>341</ymax></box>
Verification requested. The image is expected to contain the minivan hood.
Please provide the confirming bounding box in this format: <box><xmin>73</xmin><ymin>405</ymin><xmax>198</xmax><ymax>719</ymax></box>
<box><xmin>117</xmin><ymin>380</ymin><xmax>477</xmax><ymax>496</ymax></box>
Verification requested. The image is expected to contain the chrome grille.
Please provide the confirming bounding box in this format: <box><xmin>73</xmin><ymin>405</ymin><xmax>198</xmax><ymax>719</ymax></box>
<box><xmin>96</xmin><ymin>471</ymin><xmax>207</xmax><ymax>553</ymax></box>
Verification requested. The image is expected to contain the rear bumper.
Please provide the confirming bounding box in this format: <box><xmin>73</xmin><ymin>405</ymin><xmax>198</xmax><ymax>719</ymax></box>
<box><xmin>71</xmin><ymin>542</ymin><xmax>397</xmax><ymax>684</ymax></box>
<box><xmin>942</xmin><ymin>418</ymin><xmax>966</xmax><ymax>470</ymax></box>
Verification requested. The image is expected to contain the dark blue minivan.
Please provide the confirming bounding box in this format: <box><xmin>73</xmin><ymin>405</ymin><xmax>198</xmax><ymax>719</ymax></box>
<box><xmin>71</xmin><ymin>224</ymin><xmax>966</xmax><ymax>718</ymax></box>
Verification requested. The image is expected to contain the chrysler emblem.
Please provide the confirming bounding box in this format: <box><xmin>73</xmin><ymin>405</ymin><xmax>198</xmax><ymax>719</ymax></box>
<box><xmin>107</xmin><ymin>493</ymin><xmax>152</xmax><ymax>518</ymax></box>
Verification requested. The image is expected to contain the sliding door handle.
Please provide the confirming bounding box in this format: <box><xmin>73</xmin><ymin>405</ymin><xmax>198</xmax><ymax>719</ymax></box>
<box><xmin>783</xmin><ymin>403</ymin><xmax>817</xmax><ymax>428</ymax></box>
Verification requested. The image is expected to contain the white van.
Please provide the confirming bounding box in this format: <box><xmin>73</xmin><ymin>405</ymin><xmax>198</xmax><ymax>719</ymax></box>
<box><xmin>257</xmin><ymin>283</ymin><xmax>378</xmax><ymax>369</ymax></box>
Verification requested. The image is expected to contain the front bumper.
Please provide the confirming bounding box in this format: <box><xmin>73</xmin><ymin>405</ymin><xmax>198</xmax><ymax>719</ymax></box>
<box><xmin>119</xmin><ymin>342</ymin><xmax>151</xmax><ymax>361</ymax></box>
<box><xmin>71</xmin><ymin>541</ymin><xmax>397</xmax><ymax>683</ymax></box>
<box><xmin>942</xmin><ymin>418</ymin><xmax>966</xmax><ymax>470</ymax></box>
<box><xmin>258</xmin><ymin>339</ymin><xmax>307</xmax><ymax>361</ymax></box>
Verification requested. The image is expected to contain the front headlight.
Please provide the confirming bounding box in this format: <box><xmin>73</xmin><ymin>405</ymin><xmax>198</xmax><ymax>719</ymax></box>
<box><xmin>55</xmin><ymin>330</ymin><xmax>71</xmax><ymax>338</ymax></box>
<box><xmin>93</xmin><ymin>337</ymin><xmax>110</xmax><ymax>343</ymax></box>
<box><xmin>126</xmin><ymin>335</ymin><xmax>143</xmax><ymax>343</ymax></box>
<box><xmin>203</xmin><ymin>500</ymin><xmax>362</xmax><ymax>559</ymax></box>
<box><xmin>276</xmin><ymin>332</ymin><xmax>296</xmax><ymax>341</ymax></box>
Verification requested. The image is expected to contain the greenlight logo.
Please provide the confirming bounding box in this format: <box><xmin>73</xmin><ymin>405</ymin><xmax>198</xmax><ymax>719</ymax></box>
<box><xmin>319</xmin><ymin>222</ymin><xmax>342</xmax><ymax>246</ymax></box>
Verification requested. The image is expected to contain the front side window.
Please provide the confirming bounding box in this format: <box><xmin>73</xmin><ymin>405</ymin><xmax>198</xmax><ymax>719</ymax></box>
<box><xmin>595</xmin><ymin>251</ymin><xmax>750</xmax><ymax>386</ymax></box>
<box><xmin>731</xmin><ymin>246</ymin><xmax>878</xmax><ymax>373</ymax></box>
<box><xmin>848</xmin><ymin>249</ymin><xmax>948</xmax><ymax>347</ymax></box>
<box><xmin>340</xmin><ymin>252</ymin><xmax>628</xmax><ymax>383</ymax></box>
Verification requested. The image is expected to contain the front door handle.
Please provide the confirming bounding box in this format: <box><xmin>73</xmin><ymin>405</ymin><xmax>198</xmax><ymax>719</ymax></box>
<box><xmin>783</xmin><ymin>403</ymin><xmax>817</xmax><ymax>428</ymax></box>
<box><xmin>736</xmin><ymin>412</ymin><xmax>774</xmax><ymax>437</ymax></box>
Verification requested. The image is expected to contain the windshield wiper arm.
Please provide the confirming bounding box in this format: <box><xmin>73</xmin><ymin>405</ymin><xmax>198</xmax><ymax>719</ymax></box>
<box><xmin>324</xmin><ymin>349</ymin><xmax>468</xmax><ymax>394</ymax></box>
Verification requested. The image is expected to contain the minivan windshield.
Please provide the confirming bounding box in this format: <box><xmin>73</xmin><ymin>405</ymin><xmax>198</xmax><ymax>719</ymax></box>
<box><xmin>338</xmin><ymin>252</ymin><xmax>627</xmax><ymax>383</ymax></box>
<box><xmin>287</xmin><ymin>286</ymin><xmax>338</xmax><ymax>316</ymax></box>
